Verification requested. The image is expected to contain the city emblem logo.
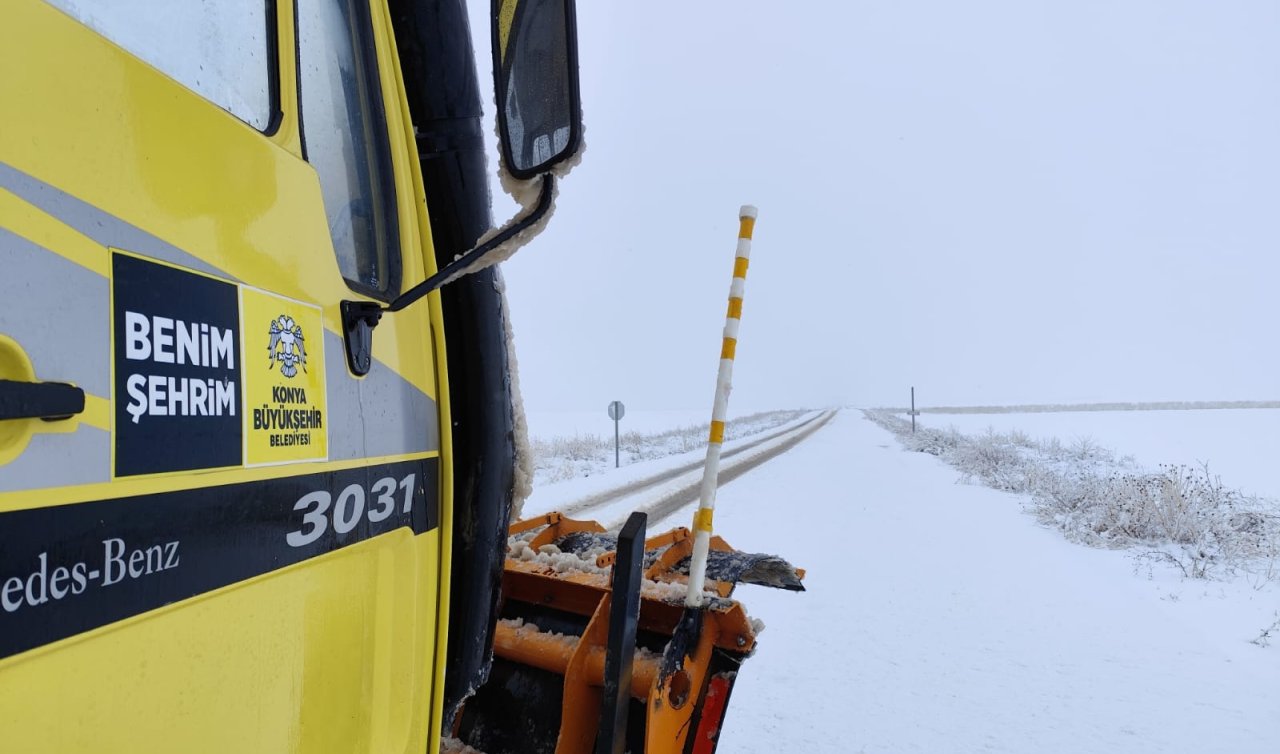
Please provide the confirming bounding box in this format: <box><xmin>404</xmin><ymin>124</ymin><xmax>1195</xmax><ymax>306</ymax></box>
<box><xmin>267</xmin><ymin>315</ymin><xmax>307</xmax><ymax>378</ymax></box>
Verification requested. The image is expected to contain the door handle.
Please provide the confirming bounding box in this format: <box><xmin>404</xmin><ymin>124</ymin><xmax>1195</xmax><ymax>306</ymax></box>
<box><xmin>0</xmin><ymin>379</ymin><xmax>85</xmax><ymax>422</ymax></box>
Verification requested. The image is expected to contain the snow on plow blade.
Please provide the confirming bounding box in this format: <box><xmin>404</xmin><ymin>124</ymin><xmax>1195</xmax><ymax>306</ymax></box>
<box><xmin>453</xmin><ymin>513</ymin><xmax>804</xmax><ymax>754</ymax></box>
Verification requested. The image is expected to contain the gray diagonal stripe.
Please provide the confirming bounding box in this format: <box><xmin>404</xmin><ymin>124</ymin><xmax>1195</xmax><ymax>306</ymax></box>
<box><xmin>0</xmin><ymin>161</ymin><xmax>235</xmax><ymax>281</ymax></box>
<box><xmin>323</xmin><ymin>330</ymin><xmax>438</xmax><ymax>460</ymax></box>
<box><xmin>0</xmin><ymin>228</ymin><xmax>110</xmax><ymax>396</ymax></box>
<box><xmin>0</xmin><ymin>427</ymin><xmax>110</xmax><ymax>492</ymax></box>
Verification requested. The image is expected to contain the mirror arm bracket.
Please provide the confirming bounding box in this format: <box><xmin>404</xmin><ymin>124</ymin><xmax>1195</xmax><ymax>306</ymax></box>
<box><xmin>340</xmin><ymin>300</ymin><xmax>383</xmax><ymax>377</ymax></box>
<box><xmin>339</xmin><ymin>174</ymin><xmax>555</xmax><ymax>376</ymax></box>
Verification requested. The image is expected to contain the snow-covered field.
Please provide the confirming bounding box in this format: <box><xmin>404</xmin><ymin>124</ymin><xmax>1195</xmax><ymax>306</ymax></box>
<box><xmin>527</xmin><ymin>409</ymin><xmax>1280</xmax><ymax>752</ymax></box>
<box><xmin>913</xmin><ymin>408</ymin><xmax>1280</xmax><ymax>501</ymax></box>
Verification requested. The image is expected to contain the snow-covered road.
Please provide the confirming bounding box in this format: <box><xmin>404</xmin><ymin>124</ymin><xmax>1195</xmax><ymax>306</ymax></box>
<box><xmin>706</xmin><ymin>409</ymin><xmax>1279</xmax><ymax>752</ymax></box>
<box><xmin>529</xmin><ymin>409</ymin><xmax>1279</xmax><ymax>752</ymax></box>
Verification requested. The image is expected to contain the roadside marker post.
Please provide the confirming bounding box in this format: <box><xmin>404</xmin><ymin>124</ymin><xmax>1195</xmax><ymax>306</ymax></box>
<box><xmin>685</xmin><ymin>205</ymin><xmax>757</xmax><ymax>609</ymax></box>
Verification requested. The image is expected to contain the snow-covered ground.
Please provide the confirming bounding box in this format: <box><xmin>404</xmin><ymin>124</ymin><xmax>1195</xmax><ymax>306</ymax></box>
<box><xmin>524</xmin><ymin>406</ymin><xmax>804</xmax><ymax>439</ymax></box>
<box><xmin>529</xmin><ymin>409</ymin><xmax>1280</xmax><ymax>752</ymax></box>
<box><xmin>525</xmin><ymin>408</ymin><xmax>712</xmax><ymax>439</ymax></box>
<box><xmin>525</xmin><ymin>408</ymin><xmax>807</xmax><ymax>486</ymax></box>
<box><xmin>913</xmin><ymin>408</ymin><xmax>1280</xmax><ymax>501</ymax></box>
<box><xmin>525</xmin><ymin>410</ymin><xmax>830</xmax><ymax>531</ymax></box>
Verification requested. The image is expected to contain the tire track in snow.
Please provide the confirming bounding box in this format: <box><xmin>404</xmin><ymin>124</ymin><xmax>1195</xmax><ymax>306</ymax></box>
<box><xmin>556</xmin><ymin>410</ymin><xmax>832</xmax><ymax>520</ymax></box>
<box><xmin>608</xmin><ymin>410</ymin><xmax>836</xmax><ymax>530</ymax></box>
<box><xmin>552</xmin><ymin>409</ymin><xmax>834</xmax><ymax>527</ymax></box>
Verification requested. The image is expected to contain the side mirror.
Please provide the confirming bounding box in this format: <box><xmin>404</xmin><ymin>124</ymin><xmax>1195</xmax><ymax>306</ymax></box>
<box><xmin>491</xmin><ymin>0</ymin><xmax>582</xmax><ymax>179</ymax></box>
<box><xmin>340</xmin><ymin>0</ymin><xmax>582</xmax><ymax>376</ymax></box>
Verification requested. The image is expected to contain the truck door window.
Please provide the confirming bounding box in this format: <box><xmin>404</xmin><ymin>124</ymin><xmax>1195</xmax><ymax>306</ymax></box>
<box><xmin>297</xmin><ymin>0</ymin><xmax>401</xmax><ymax>299</ymax></box>
<box><xmin>45</xmin><ymin>0</ymin><xmax>276</xmax><ymax>131</ymax></box>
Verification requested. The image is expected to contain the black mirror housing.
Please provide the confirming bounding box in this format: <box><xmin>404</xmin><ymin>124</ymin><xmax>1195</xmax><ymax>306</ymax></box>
<box><xmin>491</xmin><ymin>0</ymin><xmax>583</xmax><ymax>180</ymax></box>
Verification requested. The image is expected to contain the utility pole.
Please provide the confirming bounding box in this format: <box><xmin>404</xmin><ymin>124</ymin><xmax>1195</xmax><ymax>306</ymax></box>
<box><xmin>910</xmin><ymin>386</ymin><xmax>918</xmax><ymax>433</ymax></box>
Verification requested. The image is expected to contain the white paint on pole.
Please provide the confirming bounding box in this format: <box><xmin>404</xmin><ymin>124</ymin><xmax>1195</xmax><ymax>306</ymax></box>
<box><xmin>685</xmin><ymin>205</ymin><xmax>756</xmax><ymax>609</ymax></box>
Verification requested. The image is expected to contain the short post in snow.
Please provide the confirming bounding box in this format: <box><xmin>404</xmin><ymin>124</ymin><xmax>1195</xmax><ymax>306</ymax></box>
<box><xmin>909</xmin><ymin>386</ymin><xmax>919</xmax><ymax>433</ymax></box>
<box><xmin>608</xmin><ymin>400</ymin><xmax>625</xmax><ymax>468</ymax></box>
<box><xmin>685</xmin><ymin>204</ymin><xmax>757</xmax><ymax>610</ymax></box>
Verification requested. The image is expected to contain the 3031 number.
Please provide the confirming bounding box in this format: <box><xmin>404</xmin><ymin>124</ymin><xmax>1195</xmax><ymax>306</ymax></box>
<box><xmin>286</xmin><ymin>473</ymin><xmax>417</xmax><ymax>547</ymax></box>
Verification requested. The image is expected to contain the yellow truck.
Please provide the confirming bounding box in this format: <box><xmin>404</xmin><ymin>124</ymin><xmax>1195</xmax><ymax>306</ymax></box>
<box><xmin>1</xmin><ymin>2</ymin><xmax>797</xmax><ymax>752</ymax></box>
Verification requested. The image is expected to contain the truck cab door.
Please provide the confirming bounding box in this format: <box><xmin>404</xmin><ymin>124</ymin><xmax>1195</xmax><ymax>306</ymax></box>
<box><xmin>1</xmin><ymin>2</ymin><xmax>448</xmax><ymax>751</ymax></box>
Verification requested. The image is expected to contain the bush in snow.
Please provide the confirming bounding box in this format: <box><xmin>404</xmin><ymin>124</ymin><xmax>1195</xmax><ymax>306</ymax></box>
<box><xmin>1252</xmin><ymin>614</ymin><xmax>1280</xmax><ymax>648</ymax></box>
<box><xmin>864</xmin><ymin>410</ymin><xmax>1280</xmax><ymax>581</ymax></box>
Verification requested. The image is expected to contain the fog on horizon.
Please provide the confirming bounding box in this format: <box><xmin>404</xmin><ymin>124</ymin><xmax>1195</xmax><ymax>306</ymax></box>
<box><xmin>468</xmin><ymin>1</ymin><xmax>1280</xmax><ymax>415</ymax></box>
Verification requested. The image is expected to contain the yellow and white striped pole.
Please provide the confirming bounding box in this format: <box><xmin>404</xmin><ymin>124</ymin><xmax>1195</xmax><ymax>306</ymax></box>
<box><xmin>685</xmin><ymin>205</ymin><xmax>757</xmax><ymax>609</ymax></box>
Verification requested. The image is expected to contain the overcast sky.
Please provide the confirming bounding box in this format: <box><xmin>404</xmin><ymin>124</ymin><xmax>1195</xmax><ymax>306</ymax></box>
<box><xmin>466</xmin><ymin>1</ymin><xmax>1280</xmax><ymax>413</ymax></box>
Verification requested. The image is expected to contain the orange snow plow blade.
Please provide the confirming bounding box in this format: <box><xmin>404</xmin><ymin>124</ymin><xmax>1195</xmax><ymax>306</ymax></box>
<box><xmin>451</xmin><ymin>512</ymin><xmax>804</xmax><ymax>754</ymax></box>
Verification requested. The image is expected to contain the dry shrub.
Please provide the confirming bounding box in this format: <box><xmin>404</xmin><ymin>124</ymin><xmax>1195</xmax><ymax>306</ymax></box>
<box><xmin>864</xmin><ymin>410</ymin><xmax>1280</xmax><ymax>581</ymax></box>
